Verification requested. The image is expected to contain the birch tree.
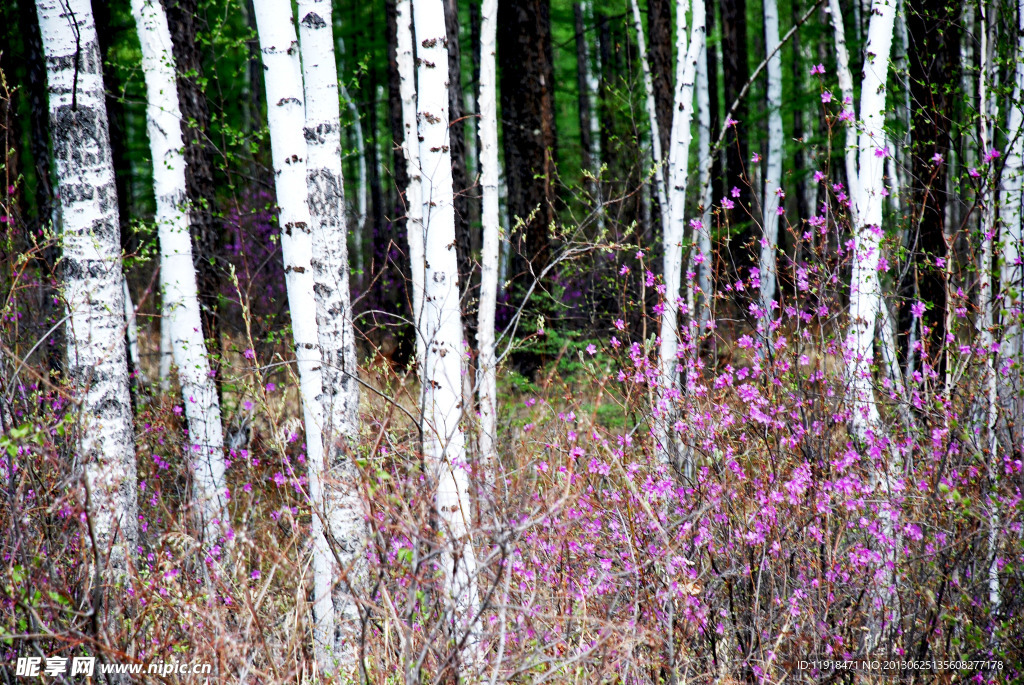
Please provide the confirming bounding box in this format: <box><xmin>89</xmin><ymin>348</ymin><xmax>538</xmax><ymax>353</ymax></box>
<box><xmin>1000</xmin><ymin>0</ymin><xmax>1024</xmax><ymax>450</ymax></box>
<box><xmin>477</xmin><ymin>0</ymin><xmax>501</xmax><ymax>475</ymax></box>
<box><xmin>412</xmin><ymin>0</ymin><xmax>483</xmax><ymax>669</ymax></box>
<box><xmin>252</xmin><ymin>0</ymin><xmax>336</xmax><ymax>668</ymax></box>
<box><xmin>696</xmin><ymin>36</ymin><xmax>714</xmax><ymax>336</ymax></box>
<box><xmin>653</xmin><ymin>0</ymin><xmax>706</xmax><ymax>467</ymax></box>
<box><xmin>396</xmin><ymin>0</ymin><xmax>426</xmax><ymax>368</ymax></box>
<box><xmin>846</xmin><ymin>0</ymin><xmax>897</xmax><ymax>439</ymax></box>
<box><xmin>36</xmin><ymin>0</ymin><xmax>139</xmax><ymax>576</ymax></box>
<box><xmin>759</xmin><ymin>0</ymin><xmax>783</xmax><ymax>335</ymax></box>
<box><xmin>631</xmin><ymin>0</ymin><xmax>669</xmax><ymax>227</ymax></box>
<box><xmin>131</xmin><ymin>0</ymin><xmax>227</xmax><ymax>540</ymax></box>
<box><xmin>297</xmin><ymin>0</ymin><xmax>365</xmax><ymax>668</ymax></box>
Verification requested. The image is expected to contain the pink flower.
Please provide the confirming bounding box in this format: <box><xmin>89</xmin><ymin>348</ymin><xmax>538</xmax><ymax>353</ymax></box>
<box><xmin>751</xmin><ymin>153</ymin><xmax>761</xmax><ymax>163</ymax></box>
<box><xmin>731</xmin><ymin>186</ymin><xmax>741</xmax><ymax>198</ymax></box>
<box><xmin>619</xmin><ymin>264</ymin><xmax>630</xmax><ymax>275</ymax></box>
<box><xmin>721</xmin><ymin>197</ymin><xmax>735</xmax><ymax>209</ymax></box>
<box><xmin>931</xmin><ymin>153</ymin><xmax>944</xmax><ymax>165</ymax></box>
<box><xmin>821</xmin><ymin>91</ymin><xmax>832</xmax><ymax>103</ymax></box>
<box><xmin>874</xmin><ymin>146</ymin><xmax>890</xmax><ymax>158</ymax></box>
<box><xmin>810</xmin><ymin>63</ymin><xmax>825</xmax><ymax>75</ymax></box>
<box><xmin>814</xmin><ymin>170</ymin><xmax>825</xmax><ymax>183</ymax></box>
<box><xmin>244</xmin><ymin>348</ymin><xmax>256</xmax><ymax>360</ymax></box>
<box><xmin>614</xmin><ymin>319</ymin><xmax>625</xmax><ymax>331</ymax></box>
<box><xmin>984</xmin><ymin>148</ymin><xmax>1001</xmax><ymax>163</ymax></box>
<box><xmin>968</xmin><ymin>167</ymin><xmax>981</xmax><ymax>178</ymax></box>
<box><xmin>726</xmin><ymin>117</ymin><xmax>739</xmax><ymax>127</ymax></box>
<box><xmin>586</xmin><ymin>344</ymin><xmax>597</xmax><ymax>356</ymax></box>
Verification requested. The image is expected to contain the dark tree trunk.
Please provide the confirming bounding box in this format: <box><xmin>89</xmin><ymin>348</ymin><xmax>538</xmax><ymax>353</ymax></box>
<box><xmin>385</xmin><ymin>0</ymin><xmax>410</xmax><ymax>202</ymax></box>
<box><xmin>574</xmin><ymin>3</ymin><xmax>593</xmax><ymax>174</ymax></box>
<box><xmin>790</xmin><ymin>1</ymin><xmax>810</xmax><ymax>227</ymax></box>
<box><xmin>719</xmin><ymin>0</ymin><xmax>751</xmax><ymax>270</ymax></box>
<box><xmin>647</xmin><ymin>0</ymin><xmax>673</xmax><ymax>157</ymax></box>
<box><xmin>900</xmin><ymin>0</ymin><xmax>959</xmax><ymax>378</ymax></box>
<box><xmin>165</xmin><ymin>0</ymin><xmax>224</xmax><ymax>372</ymax></box>
<box><xmin>498</xmin><ymin>0</ymin><xmax>558</xmax><ymax>282</ymax></box>
<box><xmin>647</xmin><ymin>0</ymin><xmax>672</xmax><ymax>240</ymax></box>
<box><xmin>17</xmin><ymin>0</ymin><xmax>53</xmax><ymax>224</ymax></box>
<box><xmin>12</xmin><ymin>0</ymin><xmax>62</xmax><ymax>374</ymax></box>
<box><xmin>444</xmin><ymin>0</ymin><xmax>475</xmax><ymax>321</ymax></box>
<box><xmin>706</xmin><ymin>0</ymin><xmax>723</xmax><ymax>207</ymax></box>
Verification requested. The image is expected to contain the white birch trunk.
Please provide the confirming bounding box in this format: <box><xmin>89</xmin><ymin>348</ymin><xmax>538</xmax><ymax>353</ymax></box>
<box><xmin>412</xmin><ymin>0</ymin><xmax>483</xmax><ymax>670</ymax></box>
<box><xmin>655</xmin><ymin>0</ymin><xmax>706</xmax><ymax>467</ymax></box>
<box><xmin>759</xmin><ymin>0</ymin><xmax>783</xmax><ymax>334</ymax></box>
<box><xmin>396</xmin><ymin>0</ymin><xmax>426</xmax><ymax>369</ymax></box>
<box><xmin>847</xmin><ymin>0</ymin><xmax>896</xmax><ymax>439</ymax></box>
<box><xmin>252</xmin><ymin>0</ymin><xmax>336</xmax><ymax>668</ymax></box>
<box><xmin>978</xmin><ymin>3</ymin><xmax>1002</xmax><ymax>614</ymax></box>
<box><xmin>37</xmin><ymin>0</ymin><xmax>139</xmax><ymax>576</ymax></box>
<box><xmin>477</xmin><ymin>0</ymin><xmax>500</xmax><ymax>475</ymax></box>
<box><xmin>122</xmin><ymin>276</ymin><xmax>146</xmax><ymax>387</ymax></box>
<box><xmin>828</xmin><ymin>0</ymin><xmax>860</xmax><ymax>227</ymax></box>
<box><xmin>131</xmin><ymin>0</ymin><xmax>227</xmax><ymax>542</ymax></box>
<box><xmin>297</xmin><ymin>0</ymin><xmax>365</xmax><ymax>670</ymax></box>
<box><xmin>696</xmin><ymin>37</ymin><xmax>713</xmax><ymax>336</ymax></box>
<box><xmin>1000</xmin><ymin>0</ymin><xmax>1024</xmax><ymax>451</ymax></box>
<box><xmin>630</xmin><ymin>0</ymin><xmax>669</xmax><ymax>226</ymax></box>
<box><xmin>159</xmin><ymin>303</ymin><xmax>172</xmax><ymax>390</ymax></box>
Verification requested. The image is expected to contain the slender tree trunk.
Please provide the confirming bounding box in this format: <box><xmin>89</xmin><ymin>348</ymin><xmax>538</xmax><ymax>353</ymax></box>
<box><xmin>411</xmin><ymin>0</ymin><xmax>484</xmax><ymax>674</ymax></box>
<box><xmin>977</xmin><ymin>0</ymin><xmax>1002</xmax><ymax>616</ymax></box>
<box><xmin>164</xmin><ymin>0</ymin><xmax>223</xmax><ymax>363</ymax></box>
<box><xmin>122</xmin><ymin>276</ymin><xmax>146</xmax><ymax>388</ymax></box>
<box><xmin>574</xmin><ymin>3</ymin><xmax>594</xmax><ymax>176</ymax></box>
<box><xmin>847</xmin><ymin>0</ymin><xmax>896</xmax><ymax>439</ymax></box>
<box><xmin>36</xmin><ymin>0</ymin><xmax>139</xmax><ymax>579</ymax></box>
<box><xmin>444</xmin><ymin>0</ymin><xmax>475</xmax><ymax>312</ymax></box>
<box><xmin>828</xmin><ymin>0</ymin><xmax>859</xmax><ymax>227</ymax></box>
<box><xmin>759</xmin><ymin>0</ymin><xmax>783</xmax><ymax>334</ymax></box>
<box><xmin>656</xmin><ymin>0</ymin><xmax>706</xmax><ymax>468</ymax></box>
<box><xmin>252</xmin><ymin>0</ymin><xmax>336</xmax><ymax>668</ymax></box>
<box><xmin>337</xmin><ymin>36</ymin><xmax>369</xmax><ymax>287</ymax></box>
<box><xmin>297</xmin><ymin>0</ymin><xmax>365</xmax><ymax>671</ymax></box>
<box><xmin>1000</xmin><ymin>0</ymin><xmax>1024</xmax><ymax>451</ymax></box>
<box><xmin>696</xmin><ymin>32</ymin><xmax>714</xmax><ymax>336</ymax></box>
<box><xmin>131</xmin><ymin>0</ymin><xmax>227</xmax><ymax>540</ymax></box>
<box><xmin>719</xmin><ymin>0</ymin><xmax>749</xmax><ymax>232</ymax></box>
<box><xmin>902</xmin><ymin>0</ymin><xmax>957</xmax><ymax>380</ymax></box>
<box><xmin>396</xmin><ymin>0</ymin><xmax>426</xmax><ymax>370</ymax></box>
<box><xmin>498</xmin><ymin>0</ymin><xmax>557</xmax><ymax>281</ymax></box>
<box><xmin>631</xmin><ymin>0</ymin><xmax>670</xmax><ymax>230</ymax></box>
<box><xmin>478</xmin><ymin>0</ymin><xmax>500</xmax><ymax>482</ymax></box>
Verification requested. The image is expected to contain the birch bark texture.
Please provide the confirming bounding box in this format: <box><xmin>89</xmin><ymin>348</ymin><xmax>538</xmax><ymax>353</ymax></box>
<box><xmin>654</xmin><ymin>0</ymin><xmax>706</xmax><ymax>467</ymax></box>
<box><xmin>296</xmin><ymin>0</ymin><xmax>365</xmax><ymax>668</ymax></box>
<box><xmin>412</xmin><ymin>0</ymin><xmax>483</xmax><ymax>669</ymax></box>
<box><xmin>477</xmin><ymin>0</ymin><xmax>501</xmax><ymax>475</ymax></box>
<box><xmin>759</xmin><ymin>0</ymin><xmax>783</xmax><ymax>332</ymax></box>
<box><xmin>847</xmin><ymin>0</ymin><xmax>896</xmax><ymax>439</ymax></box>
<box><xmin>36</xmin><ymin>0</ymin><xmax>139</xmax><ymax>575</ymax></box>
<box><xmin>130</xmin><ymin>0</ymin><xmax>227</xmax><ymax>540</ymax></box>
<box><xmin>396</xmin><ymin>0</ymin><xmax>426</xmax><ymax>368</ymax></box>
<box><xmin>252</xmin><ymin>0</ymin><xmax>336</xmax><ymax>668</ymax></box>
